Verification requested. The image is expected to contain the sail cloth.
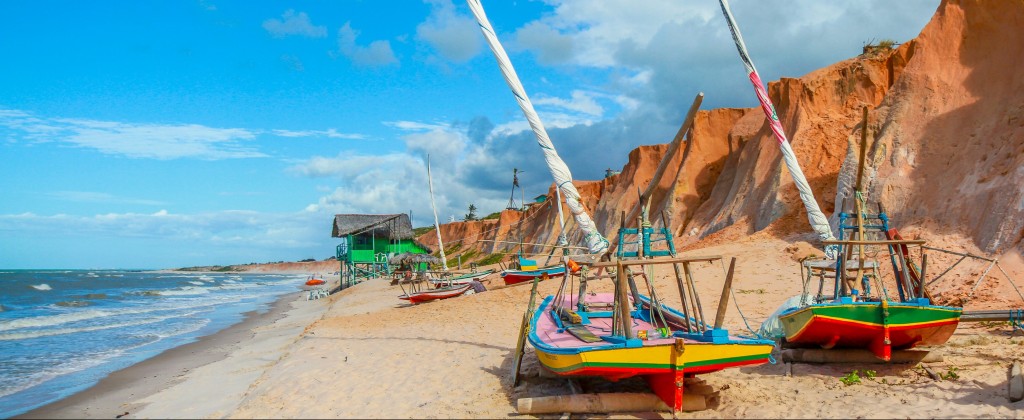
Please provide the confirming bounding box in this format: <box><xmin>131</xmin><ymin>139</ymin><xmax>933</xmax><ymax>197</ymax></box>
<box><xmin>718</xmin><ymin>0</ymin><xmax>838</xmax><ymax>249</ymax></box>
<box><xmin>466</xmin><ymin>0</ymin><xmax>610</xmax><ymax>256</ymax></box>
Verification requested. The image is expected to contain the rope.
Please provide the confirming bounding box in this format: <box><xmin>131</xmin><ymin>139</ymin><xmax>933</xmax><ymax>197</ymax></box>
<box><xmin>719</xmin><ymin>259</ymin><xmax>768</xmax><ymax>340</ymax></box>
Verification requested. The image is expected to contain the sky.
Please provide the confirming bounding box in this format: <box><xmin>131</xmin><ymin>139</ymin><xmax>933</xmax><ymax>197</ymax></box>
<box><xmin>0</xmin><ymin>0</ymin><xmax>940</xmax><ymax>269</ymax></box>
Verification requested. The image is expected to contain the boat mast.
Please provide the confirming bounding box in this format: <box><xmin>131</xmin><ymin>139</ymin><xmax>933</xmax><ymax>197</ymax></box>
<box><xmin>467</xmin><ymin>0</ymin><xmax>610</xmax><ymax>258</ymax></box>
<box><xmin>718</xmin><ymin>0</ymin><xmax>838</xmax><ymax>255</ymax></box>
<box><xmin>426</xmin><ymin>154</ymin><xmax>448</xmax><ymax>272</ymax></box>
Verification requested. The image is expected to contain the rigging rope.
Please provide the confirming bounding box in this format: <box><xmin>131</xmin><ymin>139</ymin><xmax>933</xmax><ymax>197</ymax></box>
<box><xmin>467</xmin><ymin>0</ymin><xmax>609</xmax><ymax>256</ymax></box>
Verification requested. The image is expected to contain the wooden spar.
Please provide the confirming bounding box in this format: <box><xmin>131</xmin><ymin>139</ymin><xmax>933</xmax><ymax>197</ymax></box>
<box><xmin>713</xmin><ymin>258</ymin><xmax>736</xmax><ymax>329</ymax></box>
<box><xmin>855</xmin><ymin>107</ymin><xmax>869</xmax><ymax>193</ymax></box>
<box><xmin>426</xmin><ymin>155</ymin><xmax>448</xmax><ymax>272</ymax></box>
<box><xmin>683</xmin><ymin>262</ymin><xmax>707</xmax><ymax>333</ymax></box>
<box><xmin>586</xmin><ymin>255</ymin><xmax>722</xmax><ymax>268</ymax></box>
<box><xmin>672</xmin><ymin>263</ymin><xmax>694</xmax><ymax>331</ymax></box>
<box><xmin>478</xmin><ymin>239</ymin><xmax>588</xmax><ymax>251</ymax></box>
<box><xmin>853</xmin><ymin>106</ymin><xmax>869</xmax><ymax>297</ymax></box>
<box><xmin>511</xmin><ymin>276</ymin><xmax>542</xmax><ymax>386</ymax></box>
<box><xmin>611</xmin><ymin>93</ymin><xmax>704</xmax><ymax>251</ymax></box>
<box><xmin>919</xmin><ymin>253</ymin><xmax>928</xmax><ymax>299</ymax></box>
<box><xmin>615</xmin><ymin>259</ymin><xmax>633</xmax><ymax>339</ymax></box>
<box><xmin>823</xmin><ymin>239</ymin><xmax>926</xmax><ymax>246</ymax></box>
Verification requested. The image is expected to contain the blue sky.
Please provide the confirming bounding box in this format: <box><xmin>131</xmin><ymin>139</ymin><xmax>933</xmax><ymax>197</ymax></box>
<box><xmin>0</xmin><ymin>0</ymin><xmax>939</xmax><ymax>269</ymax></box>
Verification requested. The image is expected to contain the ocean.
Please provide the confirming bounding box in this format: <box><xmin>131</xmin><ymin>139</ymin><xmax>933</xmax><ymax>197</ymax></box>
<box><xmin>0</xmin><ymin>269</ymin><xmax>309</xmax><ymax>418</ymax></box>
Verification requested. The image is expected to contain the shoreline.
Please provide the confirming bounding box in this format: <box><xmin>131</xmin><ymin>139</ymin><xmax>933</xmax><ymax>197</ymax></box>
<box><xmin>16</xmin><ymin>289</ymin><xmax>311</xmax><ymax>419</ymax></box>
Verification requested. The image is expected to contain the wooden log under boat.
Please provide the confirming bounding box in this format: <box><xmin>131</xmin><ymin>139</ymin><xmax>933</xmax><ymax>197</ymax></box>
<box><xmin>516</xmin><ymin>392</ymin><xmax>715</xmax><ymax>414</ymax></box>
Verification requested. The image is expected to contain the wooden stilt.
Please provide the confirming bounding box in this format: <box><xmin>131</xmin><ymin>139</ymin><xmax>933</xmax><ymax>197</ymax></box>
<box><xmin>714</xmin><ymin>257</ymin><xmax>736</xmax><ymax>329</ymax></box>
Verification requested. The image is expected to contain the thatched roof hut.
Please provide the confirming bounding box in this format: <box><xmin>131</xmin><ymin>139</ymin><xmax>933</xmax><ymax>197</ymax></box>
<box><xmin>332</xmin><ymin>213</ymin><xmax>434</xmax><ymax>252</ymax></box>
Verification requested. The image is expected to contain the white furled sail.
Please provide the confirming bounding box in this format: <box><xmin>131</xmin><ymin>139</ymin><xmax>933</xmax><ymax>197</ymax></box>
<box><xmin>426</xmin><ymin>154</ymin><xmax>448</xmax><ymax>271</ymax></box>
<box><xmin>718</xmin><ymin>0</ymin><xmax>838</xmax><ymax>249</ymax></box>
<box><xmin>467</xmin><ymin>0</ymin><xmax>610</xmax><ymax>256</ymax></box>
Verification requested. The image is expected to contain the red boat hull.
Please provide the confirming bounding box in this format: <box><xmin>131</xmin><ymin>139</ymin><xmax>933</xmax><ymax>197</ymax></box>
<box><xmin>501</xmin><ymin>267</ymin><xmax>565</xmax><ymax>286</ymax></box>
<box><xmin>402</xmin><ymin>284</ymin><xmax>473</xmax><ymax>304</ymax></box>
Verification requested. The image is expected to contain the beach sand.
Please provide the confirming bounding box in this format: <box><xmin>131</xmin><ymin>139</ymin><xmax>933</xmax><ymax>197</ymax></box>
<box><xmin>22</xmin><ymin>236</ymin><xmax>1024</xmax><ymax>418</ymax></box>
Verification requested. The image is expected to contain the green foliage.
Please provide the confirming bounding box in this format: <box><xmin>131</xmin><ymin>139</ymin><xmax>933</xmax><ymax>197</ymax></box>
<box><xmin>412</xmin><ymin>226</ymin><xmax>434</xmax><ymax>236</ymax></box>
<box><xmin>465</xmin><ymin>203</ymin><xmax>478</xmax><ymax>221</ymax></box>
<box><xmin>941</xmin><ymin>366</ymin><xmax>960</xmax><ymax>380</ymax></box>
<box><xmin>443</xmin><ymin>243</ymin><xmax>463</xmax><ymax>255</ymax></box>
<box><xmin>477</xmin><ymin>253</ymin><xmax>506</xmax><ymax>266</ymax></box>
<box><xmin>863</xmin><ymin>369</ymin><xmax>877</xmax><ymax>380</ymax></box>
<box><xmin>213</xmin><ymin>266</ymin><xmax>237</xmax><ymax>272</ymax></box>
<box><xmin>840</xmin><ymin>370</ymin><xmax>862</xmax><ymax>386</ymax></box>
<box><xmin>863</xmin><ymin>38</ymin><xmax>898</xmax><ymax>56</ymax></box>
<box><xmin>482</xmin><ymin>211</ymin><xmax>501</xmax><ymax>220</ymax></box>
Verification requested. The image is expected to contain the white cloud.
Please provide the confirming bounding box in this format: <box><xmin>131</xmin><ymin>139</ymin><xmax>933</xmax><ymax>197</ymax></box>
<box><xmin>263</xmin><ymin>10</ymin><xmax>327</xmax><ymax>38</ymax></box>
<box><xmin>534</xmin><ymin>90</ymin><xmax>604</xmax><ymax>117</ymax></box>
<box><xmin>1</xmin><ymin>109</ymin><xmax>375</xmax><ymax>159</ymax></box>
<box><xmin>0</xmin><ymin>209</ymin><xmax>323</xmax><ymax>250</ymax></box>
<box><xmin>0</xmin><ymin>110</ymin><xmax>265</xmax><ymax>160</ymax></box>
<box><xmin>383</xmin><ymin>120</ymin><xmax>450</xmax><ymax>132</ymax></box>
<box><xmin>271</xmin><ymin>128</ymin><xmax>364</xmax><ymax>139</ymax></box>
<box><xmin>337</xmin><ymin>22</ymin><xmax>398</xmax><ymax>67</ymax></box>
<box><xmin>416</xmin><ymin>0</ymin><xmax>482</xmax><ymax>63</ymax></box>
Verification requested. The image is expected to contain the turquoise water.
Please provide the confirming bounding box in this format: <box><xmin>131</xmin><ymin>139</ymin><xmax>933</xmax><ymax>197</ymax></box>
<box><xmin>0</xmin><ymin>270</ymin><xmax>305</xmax><ymax>418</ymax></box>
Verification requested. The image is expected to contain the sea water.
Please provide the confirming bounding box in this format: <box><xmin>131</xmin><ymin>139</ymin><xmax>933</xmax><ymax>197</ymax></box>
<box><xmin>0</xmin><ymin>270</ymin><xmax>307</xmax><ymax>418</ymax></box>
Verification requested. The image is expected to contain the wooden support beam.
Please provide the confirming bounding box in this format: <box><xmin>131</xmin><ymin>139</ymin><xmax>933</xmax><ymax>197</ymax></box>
<box><xmin>823</xmin><ymin>239</ymin><xmax>927</xmax><ymax>246</ymax></box>
<box><xmin>714</xmin><ymin>257</ymin><xmax>736</xmax><ymax>329</ymax></box>
<box><xmin>588</xmin><ymin>255</ymin><xmax>722</xmax><ymax>268</ymax></box>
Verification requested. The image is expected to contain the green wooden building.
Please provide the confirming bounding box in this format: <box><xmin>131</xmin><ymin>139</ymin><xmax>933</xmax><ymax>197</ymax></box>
<box><xmin>332</xmin><ymin>213</ymin><xmax>431</xmax><ymax>286</ymax></box>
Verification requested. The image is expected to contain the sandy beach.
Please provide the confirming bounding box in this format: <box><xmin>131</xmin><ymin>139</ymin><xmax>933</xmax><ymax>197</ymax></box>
<box><xmin>19</xmin><ymin>232</ymin><xmax>1024</xmax><ymax>419</ymax></box>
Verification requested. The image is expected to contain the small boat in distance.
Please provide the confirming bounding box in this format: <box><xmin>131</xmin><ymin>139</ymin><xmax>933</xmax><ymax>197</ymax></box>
<box><xmin>500</xmin><ymin>256</ymin><xmax>565</xmax><ymax>286</ymax></box>
<box><xmin>427</xmin><ymin>269</ymin><xmax>495</xmax><ymax>289</ymax></box>
<box><xmin>305</xmin><ymin>275</ymin><xmax>326</xmax><ymax>286</ymax></box>
<box><xmin>399</xmin><ymin>282</ymin><xmax>484</xmax><ymax>304</ymax></box>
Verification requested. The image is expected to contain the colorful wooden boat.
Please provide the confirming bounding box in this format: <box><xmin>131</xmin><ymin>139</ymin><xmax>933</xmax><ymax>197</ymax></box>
<box><xmin>778</xmin><ymin>298</ymin><xmax>960</xmax><ymax>360</ymax></box>
<box><xmin>500</xmin><ymin>265</ymin><xmax>565</xmax><ymax>286</ymax></box>
<box><xmin>774</xmin><ymin>203</ymin><xmax>963</xmax><ymax>360</ymax></box>
<box><xmin>527</xmin><ymin>256</ymin><xmax>774</xmax><ymax>412</ymax></box>
<box><xmin>427</xmin><ymin>269</ymin><xmax>495</xmax><ymax>289</ymax></box>
<box><xmin>399</xmin><ymin>283</ymin><xmax>476</xmax><ymax>304</ymax></box>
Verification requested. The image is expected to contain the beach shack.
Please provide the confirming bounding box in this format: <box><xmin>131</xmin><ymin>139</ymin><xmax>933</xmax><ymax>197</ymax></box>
<box><xmin>332</xmin><ymin>213</ymin><xmax>431</xmax><ymax>287</ymax></box>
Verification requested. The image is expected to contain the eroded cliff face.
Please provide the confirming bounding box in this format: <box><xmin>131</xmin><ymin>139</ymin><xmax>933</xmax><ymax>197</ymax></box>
<box><xmin>845</xmin><ymin>0</ymin><xmax>1024</xmax><ymax>253</ymax></box>
<box><xmin>421</xmin><ymin>0</ymin><xmax>1023</xmax><ymax>263</ymax></box>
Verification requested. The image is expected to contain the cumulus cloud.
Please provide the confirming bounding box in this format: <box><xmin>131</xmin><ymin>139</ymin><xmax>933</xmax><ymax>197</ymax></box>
<box><xmin>263</xmin><ymin>10</ymin><xmax>327</xmax><ymax>38</ymax></box>
<box><xmin>337</xmin><ymin>22</ymin><xmax>398</xmax><ymax>67</ymax></box>
<box><xmin>416</xmin><ymin>0</ymin><xmax>482</xmax><ymax>63</ymax></box>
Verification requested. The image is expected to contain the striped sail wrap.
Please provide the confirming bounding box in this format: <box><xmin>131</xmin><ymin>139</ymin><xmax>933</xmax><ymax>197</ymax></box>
<box><xmin>467</xmin><ymin>0</ymin><xmax>610</xmax><ymax>256</ymax></box>
<box><xmin>718</xmin><ymin>0</ymin><xmax>838</xmax><ymax>251</ymax></box>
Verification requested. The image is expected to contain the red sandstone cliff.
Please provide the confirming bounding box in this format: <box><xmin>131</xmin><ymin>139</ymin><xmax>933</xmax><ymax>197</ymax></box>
<box><xmin>421</xmin><ymin>0</ymin><xmax>1023</xmax><ymax>264</ymax></box>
